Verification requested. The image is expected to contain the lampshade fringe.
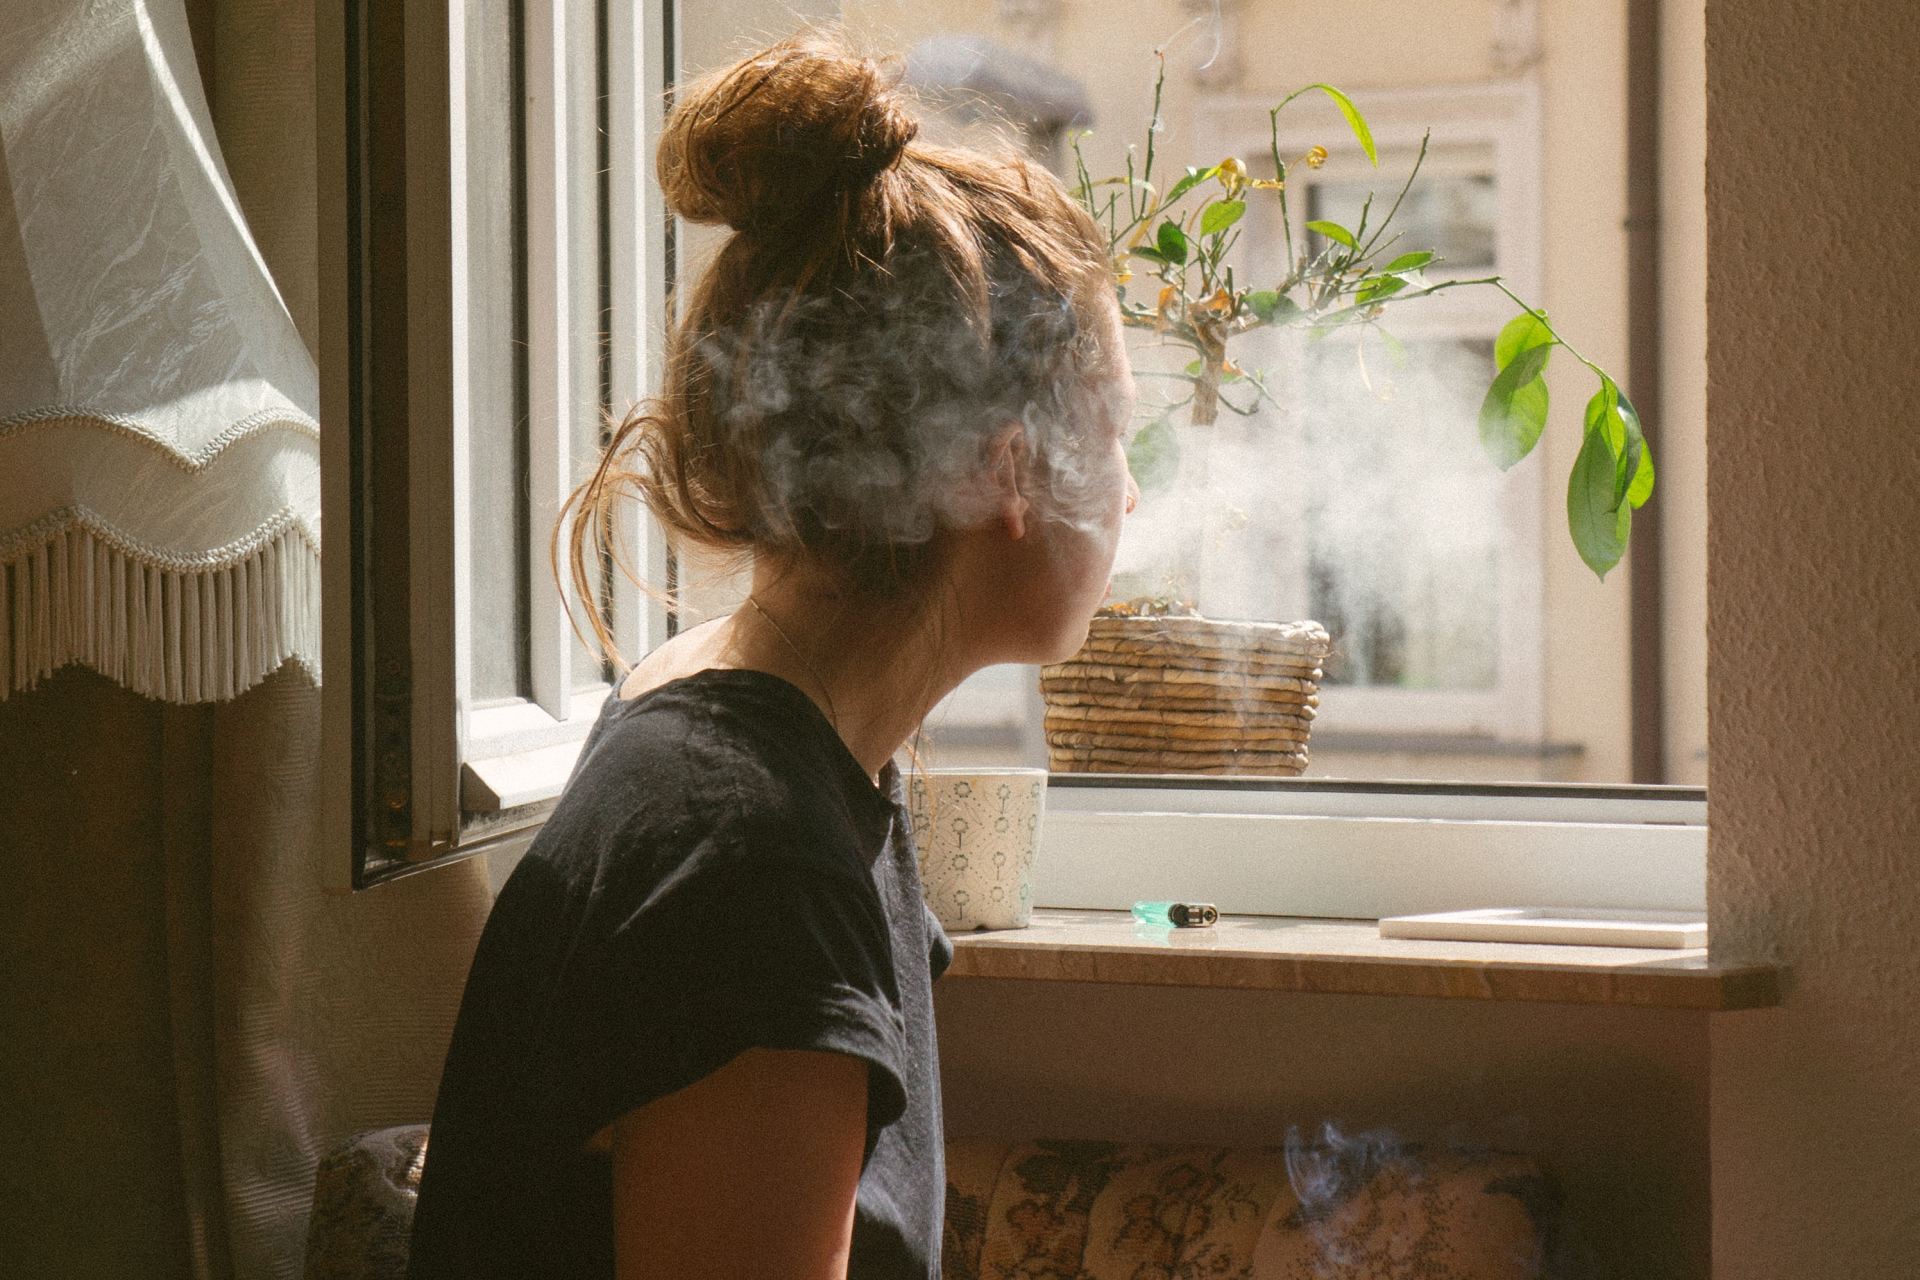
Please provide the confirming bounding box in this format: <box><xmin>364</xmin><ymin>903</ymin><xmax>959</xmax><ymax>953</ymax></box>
<box><xmin>1</xmin><ymin>520</ymin><xmax>320</xmax><ymax>704</ymax></box>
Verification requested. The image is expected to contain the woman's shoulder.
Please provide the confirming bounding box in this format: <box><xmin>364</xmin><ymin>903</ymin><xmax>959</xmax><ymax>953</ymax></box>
<box><xmin>533</xmin><ymin>669</ymin><xmax>892</xmax><ymax>886</ymax></box>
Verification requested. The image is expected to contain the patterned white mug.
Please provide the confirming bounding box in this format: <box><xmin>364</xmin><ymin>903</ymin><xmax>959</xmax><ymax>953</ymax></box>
<box><xmin>905</xmin><ymin>768</ymin><xmax>1047</xmax><ymax>932</ymax></box>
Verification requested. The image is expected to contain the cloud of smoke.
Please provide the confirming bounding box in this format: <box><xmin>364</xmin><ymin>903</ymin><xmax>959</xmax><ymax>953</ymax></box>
<box><xmin>681</xmin><ymin>232</ymin><xmax>1509</xmax><ymax>698</ymax></box>
<box><xmin>1281</xmin><ymin>1118</ymin><xmax>1589</xmax><ymax>1279</ymax></box>
<box><xmin>1114</xmin><ymin>324</ymin><xmax>1513</xmax><ymax>685</ymax></box>
<box><xmin>688</xmin><ymin>243</ymin><xmax>1122</xmax><ymax>561</ymax></box>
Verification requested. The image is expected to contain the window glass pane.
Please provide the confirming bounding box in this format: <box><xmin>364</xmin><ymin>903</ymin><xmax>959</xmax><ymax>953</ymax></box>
<box><xmin>466</xmin><ymin>0</ymin><xmax>530</xmax><ymax>704</ymax></box>
<box><xmin>682</xmin><ymin>2</ymin><xmax>1707</xmax><ymax>787</ymax></box>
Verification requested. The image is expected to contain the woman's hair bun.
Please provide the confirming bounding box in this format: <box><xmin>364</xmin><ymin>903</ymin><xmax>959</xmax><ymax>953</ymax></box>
<box><xmin>658</xmin><ymin>35</ymin><xmax>920</xmax><ymax>234</ymax></box>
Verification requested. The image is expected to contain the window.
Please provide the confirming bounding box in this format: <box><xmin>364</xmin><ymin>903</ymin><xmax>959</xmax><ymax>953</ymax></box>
<box><xmin>320</xmin><ymin>0</ymin><xmax>671</xmax><ymax>886</ymax></box>
<box><xmin>321</xmin><ymin>0</ymin><xmax>1706</xmax><ymax>911</ymax></box>
<box><xmin>877</xmin><ymin>8</ymin><xmax>1688</xmax><ymax>791</ymax></box>
<box><xmin>456</xmin><ymin>0</ymin><xmax>666</xmax><ymax>816</ymax></box>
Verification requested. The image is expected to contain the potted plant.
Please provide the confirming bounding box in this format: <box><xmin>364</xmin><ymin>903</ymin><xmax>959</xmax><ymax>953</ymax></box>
<box><xmin>1041</xmin><ymin>57</ymin><xmax>1655</xmax><ymax>777</ymax></box>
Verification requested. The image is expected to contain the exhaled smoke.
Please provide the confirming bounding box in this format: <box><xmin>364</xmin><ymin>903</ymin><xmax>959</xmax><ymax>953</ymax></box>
<box><xmin>1284</xmin><ymin>1119</ymin><xmax>1407</xmax><ymax>1220</ymax></box>
<box><xmin>1281</xmin><ymin>1118</ymin><xmax>1593</xmax><ymax>1279</ymax></box>
<box><xmin>1116</xmin><ymin>325</ymin><xmax>1512</xmax><ymax>683</ymax></box>
<box><xmin>691</xmin><ymin>243</ymin><xmax>1118</xmax><ymax>560</ymax></box>
<box><xmin>689</xmin><ymin>235</ymin><xmax>1507</xmax><ymax>672</ymax></box>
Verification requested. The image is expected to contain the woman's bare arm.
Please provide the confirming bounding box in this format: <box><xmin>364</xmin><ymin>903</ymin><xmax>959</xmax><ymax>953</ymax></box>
<box><xmin>610</xmin><ymin>1047</ymin><xmax>869</xmax><ymax>1280</ymax></box>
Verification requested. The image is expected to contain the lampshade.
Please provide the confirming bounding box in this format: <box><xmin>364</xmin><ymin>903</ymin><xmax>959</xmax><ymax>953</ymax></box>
<box><xmin>0</xmin><ymin>0</ymin><xmax>320</xmax><ymax>703</ymax></box>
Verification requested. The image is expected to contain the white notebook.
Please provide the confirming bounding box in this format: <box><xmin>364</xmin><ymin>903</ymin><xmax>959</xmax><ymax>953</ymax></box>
<box><xmin>1378</xmin><ymin>907</ymin><xmax>1708</xmax><ymax>949</ymax></box>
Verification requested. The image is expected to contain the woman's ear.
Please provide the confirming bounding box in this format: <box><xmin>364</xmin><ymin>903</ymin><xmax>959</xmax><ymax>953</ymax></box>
<box><xmin>988</xmin><ymin>422</ymin><xmax>1031</xmax><ymax>540</ymax></box>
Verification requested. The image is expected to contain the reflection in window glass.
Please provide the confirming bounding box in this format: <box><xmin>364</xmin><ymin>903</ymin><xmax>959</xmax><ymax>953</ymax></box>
<box><xmin>1308</xmin><ymin>171</ymin><xmax>1498</xmax><ymax>271</ymax></box>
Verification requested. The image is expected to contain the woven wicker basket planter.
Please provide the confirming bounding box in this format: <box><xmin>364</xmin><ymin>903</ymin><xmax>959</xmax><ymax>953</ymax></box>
<box><xmin>1040</xmin><ymin>614</ymin><xmax>1332</xmax><ymax>777</ymax></box>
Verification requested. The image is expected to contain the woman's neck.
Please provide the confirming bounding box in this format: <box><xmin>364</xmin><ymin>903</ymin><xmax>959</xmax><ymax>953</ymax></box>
<box><xmin>650</xmin><ymin>571</ymin><xmax>968</xmax><ymax>784</ymax></box>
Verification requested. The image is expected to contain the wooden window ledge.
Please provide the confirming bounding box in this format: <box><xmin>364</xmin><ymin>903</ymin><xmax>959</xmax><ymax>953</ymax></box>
<box><xmin>942</xmin><ymin>909</ymin><xmax>1778</xmax><ymax>1011</ymax></box>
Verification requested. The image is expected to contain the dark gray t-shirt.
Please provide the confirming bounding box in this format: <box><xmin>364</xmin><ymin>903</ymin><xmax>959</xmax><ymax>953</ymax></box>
<box><xmin>409</xmin><ymin>668</ymin><xmax>952</xmax><ymax>1279</ymax></box>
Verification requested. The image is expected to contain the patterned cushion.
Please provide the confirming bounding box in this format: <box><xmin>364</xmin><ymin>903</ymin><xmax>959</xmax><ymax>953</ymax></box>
<box><xmin>303</xmin><ymin>1125</ymin><xmax>429</xmax><ymax>1280</ymax></box>
<box><xmin>304</xmin><ymin>1128</ymin><xmax>1555</xmax><ymax>1279</ymax></box>
<box><xmin>941</xmin><ymin>1137</ymin><xmax>1556</xmax><ymax>1280</ymax></box>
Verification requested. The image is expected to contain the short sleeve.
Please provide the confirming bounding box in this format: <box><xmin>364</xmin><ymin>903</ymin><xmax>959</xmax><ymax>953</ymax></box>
<box><xmin>598</xmin><ymin>856</ymin><xmax>910</xmax><ymax>1162</ymax></box>
<box><xmin>924</xmin><ymin>900</ymin><xmax>954</xmax><ymax>982</ymax></box>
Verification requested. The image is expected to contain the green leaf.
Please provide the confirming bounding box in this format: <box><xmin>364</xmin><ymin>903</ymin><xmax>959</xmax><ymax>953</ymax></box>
<box><xmin>1245</xmin><ymin>290</ymin><xmax>1301</xmax><ymax>323</ymax></box>
<box><xmin>1200</xmin><ymin>200</ymin><xmax>1246</xmax><ymax>237</ymax></box>
<box><xmin>1383</xmin><ymin>250</ymin><xmax>1434</xmax><ymax>273</ymax></box>
<box><xmin>1306</xmin><ymin>219</ymin><xmax>1357</xmax><ymax>249</ymax></box>
<box><xmin>1307</xmin><ymin>84</ymin><xmax>1378</xmax><ymax>166</ymax></box>
<box><xmin>1156</xmin><ymin>220</ymin><xmax>1189</xmax><ymax>265</ymax></box>
<box><xmin>1612</xmin><ymin>389</ymin><xmax>1649</xmax><ymax>510</ymax></box>
<box><xmin>1357</xmin><ymin>275</ymin><xmax>1408</xmax><ymax>304</ymax></box>
<box><xmin>1583</xmin><ymin>378</ymin><xmax>1621</xmax><ymax>444</ymax></box>
<box><xmin>1477</xmin><ymin>342</ymin><xmax>1553</xmax><ymax>468</ymax></box>
<box><xmin>1495</xmin><ymin>309</ymin><xmax>1555</xmax><ymax>369</ymax></box>
<box><xmin>1126</xmin><ymin>416</ymin><xmax>1181</xmax><ymax>493</ymax></box>
<box><xmin>1568</xmin><ymin>421</ymin><xmax>1632</xmax><ymax>578</ymax></box>
<box><xmin>1163</xmin><ymin>165</ymin><xmax>1219</xmax><ymax>208</ymax></box>
<box><xmin>1583</xmin><ymin>380</ymin><xmax>1653</xmax><ymax>512</ymax></box>
<box><xmin>1182</xmin><ymin>358</ymin><xmax>1203</xmax><ymax>376</ymax></box>
<box><xmin>1625</xmin><ymin>440</ymin><xmax>1655</xmax><ymax>508</ymax></box>
<box><xmin>1130</xmin><ymin>246</ymin><xmax>1171</xmax><ymax>267</ymax></box>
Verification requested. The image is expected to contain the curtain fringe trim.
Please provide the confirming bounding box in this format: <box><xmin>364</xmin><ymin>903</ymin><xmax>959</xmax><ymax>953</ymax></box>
<box><xmin>2</xmin><ymin>520</ymin><xmax>321</xmax><ymax>704</ymax></box>
<box><xmin>0</xmin><ymin>503</ymin><xmax>319</xmax><ymax>569</ymax></box>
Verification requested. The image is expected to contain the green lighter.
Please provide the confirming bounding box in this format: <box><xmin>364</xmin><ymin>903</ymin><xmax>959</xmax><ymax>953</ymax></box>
<box><xmin>1130</xmin><ymin>901</ymin><xmax>1219</xmax><ymax>928</ymax></box>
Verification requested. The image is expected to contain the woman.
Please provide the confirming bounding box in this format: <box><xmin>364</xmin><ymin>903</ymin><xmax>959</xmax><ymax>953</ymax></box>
<box><xmin>409</xmin><ymin>32</ymin><xmax>1138</xmax><ymax>1280</ymax></box>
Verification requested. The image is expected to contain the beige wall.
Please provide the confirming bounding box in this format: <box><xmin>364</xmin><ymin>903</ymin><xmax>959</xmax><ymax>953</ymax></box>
<box><xmin>1704</xmin><ymin>0</ymin><xmax>1920</xmax><ymax>1274</ymax></box>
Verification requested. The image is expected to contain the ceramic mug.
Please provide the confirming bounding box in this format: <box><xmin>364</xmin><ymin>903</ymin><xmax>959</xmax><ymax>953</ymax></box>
<box><xmin>906</xmin><ymin>768</ymin><xmax>1047</xmax><ymax>932</ymax></box>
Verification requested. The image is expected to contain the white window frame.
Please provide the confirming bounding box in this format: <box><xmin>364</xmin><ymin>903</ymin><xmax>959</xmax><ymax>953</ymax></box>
<box><xmin>455</xmin><ymin>0</ymin><xmax>673</xmax><ymax>818</ymax></box>
<box><xmin>1037</xmin><ymin>778</ymin><xmax>1704</xmax><ymax>918</ymax></box>
<box><xmin>1195</xmin><ymin>80</ymin><xmax>1548</xmax><ymax>744</ymax></box>
<box><xmin>319</xmin><ymin>0</ymin><xmax>673</xmax><ymax>888</ymax></box>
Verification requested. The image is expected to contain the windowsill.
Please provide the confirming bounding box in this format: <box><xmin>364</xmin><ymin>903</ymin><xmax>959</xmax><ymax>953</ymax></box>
<box><xmin>1307</xmin><ymin>730</ymin><xmax>1586</xmax><ymax>759</ymax></box>
<box><xmin>943</xmin><ymin>909</ymin><xmax>1777</xmax><ymax>1010</ymax></box>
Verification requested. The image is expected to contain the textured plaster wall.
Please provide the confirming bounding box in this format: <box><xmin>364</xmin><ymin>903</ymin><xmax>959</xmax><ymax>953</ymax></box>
<box><xmin>1705</xmin><ymin>1</ymin><xmax>1920</xmax><ymax>1274</ymax></box>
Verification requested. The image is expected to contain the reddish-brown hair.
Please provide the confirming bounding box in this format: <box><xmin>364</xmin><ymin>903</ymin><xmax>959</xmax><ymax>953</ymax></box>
<box><xmin>560</xmin><ymin>32</ymin><xmax>1112</xmax><ymax>668</ymax></box>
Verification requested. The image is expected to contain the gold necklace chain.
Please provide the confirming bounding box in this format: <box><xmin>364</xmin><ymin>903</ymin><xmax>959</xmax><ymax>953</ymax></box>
<box><xmin>743</xmin><ymin>595</ymin><xmax>841</xmax><ymax>731</ymax></box>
